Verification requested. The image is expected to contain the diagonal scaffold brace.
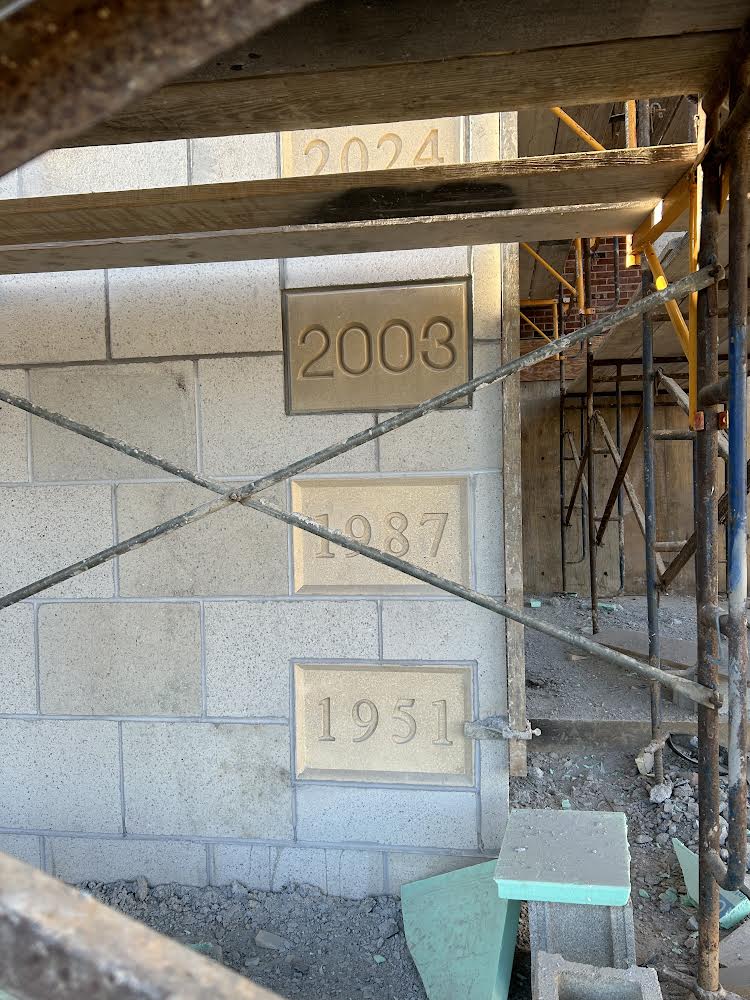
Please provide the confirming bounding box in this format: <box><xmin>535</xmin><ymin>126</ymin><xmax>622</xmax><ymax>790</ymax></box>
<box><xmin>0</xmin><ymin>265</ymin><xmax>721</xmax><ymax>710</ymax></box>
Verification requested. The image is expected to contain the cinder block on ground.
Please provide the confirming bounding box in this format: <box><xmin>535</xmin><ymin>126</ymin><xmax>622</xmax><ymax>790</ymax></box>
<box><xmin>0</xmin><ymin>370</ymin><xmax>29</xmax><ymax>482</ymax></box>
<box><xmin>0</xmin><ymin>485</ymin><xmax>113</xmax><ymax>598</ymax></box>
<box><xmin>534</xmin><ymin>952</ymin><xmax>662</xmax><ymax>1000</ymax></box>
<box><xmin>386</xmin><ymin>852</ymin><xmax>484</xmax><ymax>896</ymax></box>
<box><xmin>203</xmin><ymin>599</ymin><xmax>379</xmax><ymax>717</ymax></box>
<box><xmin>378</xmin><ymin>342</ymin><xmax>502</xmax><ymax>472</ymax></box>
<box><xmin>381</xmin><ymin>599</ymin><xmax>505</xmax><ymax>715</ymax></box>
<box><xmin>0</xmin><ymin>604</ymin><xmax>36</xmax><ymax>714</ymax></box>
<box><xmin>495</xmin><ymin>809</ymin><xmax>631</xmax><ymax>906</ymax></box>
<box><xmin>21</xmin><ymin>140</ymin><xmax>187</xmax><ymax>196</ymax></box>
<box><xmin>0</xmin><ymin>834</ymin><xmax>41</xmax><ymax>869</ymax></box>
<box><xmin>30</xmin><ymin>362</ymin><xmax>197</xmax><ymax>481</ymax></box>
<box><xmin>199</xmin><ymin>356</ymin><xmax>377</xmax><ymax>476</ymax></box>
<box><xmin>295</xmin><ymin>785</ymin><xmax>478</xmax><ymax>850</ymax></box>
<box><xmin>116</xmin><ymin>482</ymin><xmax>288</xmax><ymax>597</ymax></box>
<box><xmin>719</xmin><ymin>914</ymin><xmax>750</xmax><ymax>967</ymax></box>
<box><xmin>0</xmin><ymin>271</ymin><xmax>106</xmax><ymax>365</ymax></box>
<box><xmin>190</xmin><ymin>133</ymin><xmax>278</xmax><ymax>183</ymax></box>
<box><xmin>0</xmin><ymin>720</ymin><xmax>121</xmax><ymax>832</ymax></box>
<box><xmin>47</xmin><ymin>836</ymin><xmax>208</xmax><ymax>886</ymax></box>
<box><xmin>108</xmin><ymin>259</ymin><xmax>282</xmax><ymax>358</ymax></box>
<box><xmin>38</xmin><ymin>603</ymin><xmax>201</xmax><ymax>716</ymax></box>
<box><xmin>529</xmin><ymin>901</ymin><xmax>636</xmax><ymax>993</ymax></box>
<box><xmin>122</xmin><ymin>722</ymin><xmax>293</xmax><ymax>839</ymax></box>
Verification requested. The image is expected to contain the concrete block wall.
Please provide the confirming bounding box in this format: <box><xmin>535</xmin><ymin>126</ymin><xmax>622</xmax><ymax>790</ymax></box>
<box><xmin>0</xmin><ymin>114</ymin><xmax>518</xmax><ymax>897</ymax></box>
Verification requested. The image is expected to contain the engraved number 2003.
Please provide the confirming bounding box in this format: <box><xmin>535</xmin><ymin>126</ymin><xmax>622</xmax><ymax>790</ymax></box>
<box><xmin>298</xmin><ymin>318</ymin><xmax>456</xmax><ymax>380</ymax></box>
<box><xmin>317</xmin><ymin>696</ymin><xmax>454</xmax><ymax>746</ymax></box>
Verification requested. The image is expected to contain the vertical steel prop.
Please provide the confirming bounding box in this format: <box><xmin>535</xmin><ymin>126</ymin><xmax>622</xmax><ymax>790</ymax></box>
<box><xmin>615</xmin><ymin>362</ymin><xmax>626</xmax><ymax>594</ymax></box>
<box><xmin>724</xmin><ymin>54</ymin><xmax>750</xmax><ymax>889</ymax></box>
<box><xmin>585</xmin><ymin>239</ymin><xmax>599</xmax><ymax>633</ymax></box>
<box><xmin>714</xmin><ymin>54</ymin><xmax>750</xmax><ymax>896</ymax></box>
<box><xmin>638</xmin><ymin>97</ymin><xmax>664</xmax><ymax>786</ymax></box>
<box><xmin>559</xmin><ymin>285</ymin><xmax>568</xmax><ymax>594</ymax></box>
<box><xmin>695</xmin><ymin>102</ymin><xmax>723</xmax><ymax>996</ymax></box>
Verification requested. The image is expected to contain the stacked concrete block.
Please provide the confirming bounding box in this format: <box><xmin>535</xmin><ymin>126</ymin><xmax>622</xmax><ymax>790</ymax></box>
<box><xmin>534</xmin><ymin>952</ymin><xmax>663</xmax><ymax>1000</ymax></box>
<box><xmin>529</xmin><ymin>901</ymin><xmax>636</xmax><ymax>994</ymax></box>
<box><xmin>0</xmin><ymin>114</ymin><xmax>518</xmax><ymax>897</ymax></box>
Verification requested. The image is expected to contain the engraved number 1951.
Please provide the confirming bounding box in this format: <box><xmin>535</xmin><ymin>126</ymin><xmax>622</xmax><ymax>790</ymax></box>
<box><xmin>318</xmin><ymin>696</ymin><xmax>454</xmax><ymax>746</ymax></box>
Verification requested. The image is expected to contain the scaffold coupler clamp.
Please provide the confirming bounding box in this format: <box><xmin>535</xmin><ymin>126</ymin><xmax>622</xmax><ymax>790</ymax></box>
<box><xmin>464</xmin><ymin>717</ymin><xmax>541</xmax><ymax>741</ymax></box>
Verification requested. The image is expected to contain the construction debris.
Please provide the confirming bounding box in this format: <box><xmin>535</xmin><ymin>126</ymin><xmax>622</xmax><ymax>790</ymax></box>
<box><xmin>533</xmin><ymin>951</ymin><xmax>663</xmax><ymax>1000</ymax></box>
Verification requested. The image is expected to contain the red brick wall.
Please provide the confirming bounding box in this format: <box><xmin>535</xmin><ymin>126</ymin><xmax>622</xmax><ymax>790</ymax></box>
<box><xmin>520</xmin><ymin>237</ymin><xmax>642</xmax><ymax>382</ymax></box>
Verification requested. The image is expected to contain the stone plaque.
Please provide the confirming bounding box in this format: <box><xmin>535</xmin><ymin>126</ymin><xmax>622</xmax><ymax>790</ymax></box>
<box><xmin>291</xmin><ymin>476</ymin><xmax>471</xmax><ymax>594</ymax></box>
<box><xmin>283</xmin><ymin>280</ymin><xmax>471</xmax><ymax>414</ymax></box>
<box><xmin>293</xmin><ymin>662</ymin><xmax>475</xmax><ymax>785</ymax></box>
<box><xmin>281</xmin><ymin>118</ymin><xmax>464</xmax><ymax>177</ymax></box>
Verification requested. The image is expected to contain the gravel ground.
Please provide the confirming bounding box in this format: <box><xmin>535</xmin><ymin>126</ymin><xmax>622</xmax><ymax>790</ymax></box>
<box><xmin>84</xmin><ymin>596</ymin><xmax>740</xmax><ymax>1000</ymax></box>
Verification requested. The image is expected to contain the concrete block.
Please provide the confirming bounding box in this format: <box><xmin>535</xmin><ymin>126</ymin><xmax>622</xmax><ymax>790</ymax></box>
<box><xmin>324</xmin><ymin>849</ymin><xmax>384</xmax><ymax>899</ymax></box>
<box><xmin>720</xmin><ymin>965</ymin><xmax>750</xmax><ymax>998</ymax></box>
<box><xmin>0</xmin><ymin>719</ymin><xmax>121</xmax><ymax>832</ymax></box>
<box><xmin>534</xmin><ymin>952</ymin><xmax>662</xmax><ymax>1000</ymax></box>
<box><xmin>0</xmin><ymin>370</ymin><xmax>29</xmax><ymax>482</ymax></box>
<box><xmin>474</xmin><ymin>473</ymin><xmax>505</xmax><ymax>594</ymax></box>
<box><xmin>47</xmin><ymin>836</ymin><xmax>208</xmax><ymax>886</ymax></box>
<box><xmin>21</xmin><ymin>141</ymin><xmax>187</xmax><ymax>196</ymax></box>
<box><xmin>0</xmin><ymin>604</ymin><xmax>36</xmax><ymax>714</ymax></box>
<box><xmin>204</xmin><ymin>599</ymin><xmax>378</xmax><ymax>718</ymax></box>
<box><xmin>116</xmin><ymin>482</ymin><xmax>288</xmax><ymax>597</ymax></box>
<box><xmin>471</xmin><ymin>245</ymin><xmax>502</xmax><ymax>341</ymax></box>
<box><xmin>381</xmin><ymin>599</ymin><xmax>506</xmax><ymax>715</ymax></box>
<box><xmin>38</xmin><ymin>603</ymin><xmax>201</xmax><ymax>716</ymax></box>
<box><xmin>108</xmin><ymin>259</ymin><xmax>282</xmax><ymax>358</ymax></box>
<box><xmin>719</xmin><ymin>913</ymin><xmax>750</xmax><ymax>967</ymax></box>
<box><xmin>30</xmin><ymin>362</ymin><xmax>197</xmax><ymax>481</ymax></box>
<box><xmin>284</xmin><ymin>246</ymin><xmax>469</xmax><ymax>289</ymax></box>
<box><xmin>378</xmin><ymin>343</ymin><xmax>502</xmax><ymax>472</ymax></box>
<box><xmin>0</xmin><ymin>834</ymin><xmax>41</xmax><ymax>869</ymax></box>
<box><xmin>199</xmin><ymin>356</ymin><xmax>377</xmax><ymax>476</ymax></box>
<box><xmin>295</xmin><ymin>785</ymin><xmax>478</xmax><ymax>850</ymax></box>
<box><xmin>469</xmin><ymin>114</ymin><xmax>500</xmax><ymax>163</ymax></box>
<box><xmin>529</xmin><ymin>902</ymin><xmax>636</xmax><ymax>985</ymax></box>
<box><xmin>122</xmin><ymin>722</ymin><xmax>293</xmax><ymax>839</ymax></box>
<box><xmin>190</xmin><ymin>133</ymin><xmax>278</xmax><ymax>183</ymax></box>
<box><xmin>495</xmin><ymin>809</ymin><xmax>631</xmax><ymax>906</ymax></box>
<box><xmin>479</xmin><ymin>740</ymin><xmax>509</xmax><ymax>853</ymax></box>
<box><xmin>215</xmin><ymin>843</ymin><xmax>385</xmax><ymax>899</ymax></box>
<box><xmin>0</xmin><ymin>485</ymin><xmax>113</xmax><ymax>598</ymax></box>
<box><xmin>0</xmin><ymin>170</ymin><xmax>18</xmax><ymax>198</ymax></box>
<box><xmin>0</xmin><ymin>271</ymin><xmax>106</xmax><ymax>365</ymax></box>
<box><xmin>386</xmin><ymin>852</ymin><xmax>483</xmax><ymax>896</ymax></box>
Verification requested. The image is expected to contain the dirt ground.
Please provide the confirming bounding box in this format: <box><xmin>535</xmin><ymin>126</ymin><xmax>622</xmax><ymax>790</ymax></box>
<box><xmin>85</xmin><ymin>595</ymin><xmax>740</xmax><ymax>1000</ymax></box>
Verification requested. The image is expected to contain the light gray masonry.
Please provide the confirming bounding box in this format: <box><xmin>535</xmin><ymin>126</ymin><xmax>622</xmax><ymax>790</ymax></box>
<box><xmin>0</xmin><ymin>113</ymin><xmax>521</xmax><ymax>897</ymax></box>
<box><xmin>534</xmin><ymin>952</ymin><xmax>663</xmax><ymax>1000</ymax></box>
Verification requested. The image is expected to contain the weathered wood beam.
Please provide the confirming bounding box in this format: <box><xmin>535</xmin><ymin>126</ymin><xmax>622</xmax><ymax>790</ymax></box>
<box><xmin>63</xmin><ymin>0</ymin><xmax>744</xmax><ymax>146</ymax></box>
<box><xmin>0</xmin><ymin>145</ymin><xmax>696</xmax><ymax>274</ymax></box>
<box><xmin>0</xmin><ymin>0</ymin><xmax>319</xmax><ymax>176</ymax></box>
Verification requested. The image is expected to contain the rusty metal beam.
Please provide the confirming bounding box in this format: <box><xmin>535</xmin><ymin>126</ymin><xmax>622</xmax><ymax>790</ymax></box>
<box><xmin>0</xmin><ymin>0</ymin><xmax>318</xmax><ymax>176</ymax></box>
<box><xmin>0</xmin><ymin>851</ymin><xmax>281</xmax><ymax>999</ymax></box>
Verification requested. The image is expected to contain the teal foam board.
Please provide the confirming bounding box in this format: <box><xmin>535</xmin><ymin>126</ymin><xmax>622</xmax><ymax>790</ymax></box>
<box><xmin>494</xmin><ymin>808</ymin><xmax>631</xmax><ymax>907</ymax></box>
<box><xmin>673</xmin><ymin>838</ymin><xmax>750</xmax><ymax>930</ymax></box>
<box><xmin>402</xmin><ymin>860</ymin><xmax>521</xmax><ymax>1000</ymax></box>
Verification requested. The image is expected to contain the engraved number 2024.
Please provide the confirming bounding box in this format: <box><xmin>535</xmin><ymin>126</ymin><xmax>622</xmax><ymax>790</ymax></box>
<box><xmin>317</xmin><ymin>696</ymin><xmax>453</xmax><ymax>746</ymax></box>
<box><xmin>303</xmin><ymin>127</ymin><xmax>444</xmax><ymax>175</ymax></box>
<box><xmin>298</xmin><ymin>318</ymin><xmax>457</xmax><ymax>380</ymax></box>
